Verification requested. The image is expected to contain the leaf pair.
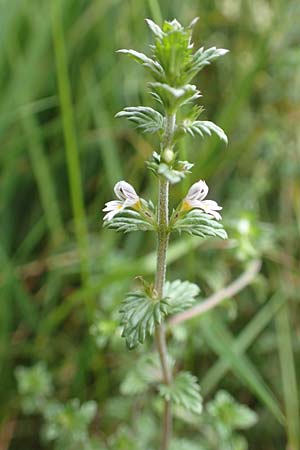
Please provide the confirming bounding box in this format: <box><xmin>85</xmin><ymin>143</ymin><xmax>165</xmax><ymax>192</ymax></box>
<box><xmin>118</xmin><ymin>18</ymin><xmax>228</xmax><ymax>87</ymax></box>
<box><xmin>119</xmin><ymin>280</ymin><xmax>200</xmax><ymax>349</ymax></box>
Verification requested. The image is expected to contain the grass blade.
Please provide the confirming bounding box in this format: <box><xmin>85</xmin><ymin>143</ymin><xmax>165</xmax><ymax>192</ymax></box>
<box><xmin>51</xmin><ymin>0</ymin><xmax>90</xmax><ymax>285</ymax></box>
<box><xmin>200</xmin><ymin>312</ymin><xmax>284</xmax><ymax>424</ymax></box>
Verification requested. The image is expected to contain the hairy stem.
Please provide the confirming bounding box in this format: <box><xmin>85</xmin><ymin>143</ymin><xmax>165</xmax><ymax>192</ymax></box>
<box><xmin>155</xmin><ymin>113</ymin><xmax>175</xmax><ymax>450</ymax></box>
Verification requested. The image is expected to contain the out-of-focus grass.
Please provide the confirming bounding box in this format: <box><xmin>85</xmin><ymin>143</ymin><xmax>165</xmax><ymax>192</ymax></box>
<box><xmin>0</xmin><ymin>0</ymin><xmax>299</xmax><ymax>449</ymax></box>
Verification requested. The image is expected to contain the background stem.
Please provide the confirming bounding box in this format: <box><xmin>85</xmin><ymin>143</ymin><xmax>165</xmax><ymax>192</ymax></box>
<box><xmin>155</xmin><ymin>113</ymin><xmax>176</xmax><ymax>450</ymax></box>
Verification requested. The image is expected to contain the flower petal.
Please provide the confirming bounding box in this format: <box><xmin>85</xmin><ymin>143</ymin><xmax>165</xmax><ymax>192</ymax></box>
<box><xmin>186</xmin><ymin>180</ymin><xmax>209</xmax><ymax>201</ymax></box>
<box><xmin>201</xmin><ymin>200</ymin><xmax>222</xmax><ymax>211</ymax></box>
<box><xmin>103</xmin><ymin>205</ymin><xmax>125</xmax><ymax>221</ymax></box>
<box><xmin>198</xmin><ymin>200</ymin><xmax>222</xmax><ymax>220</ymax></box>
<box><xmin>114</xmin><ymin>181</ymin><xmax>139</xmax><ymax>203</ymax></box>
<box><xmin>102</xmin><ymin>200</ymin><xmax>123</xmax><ymax>212</ymax></box>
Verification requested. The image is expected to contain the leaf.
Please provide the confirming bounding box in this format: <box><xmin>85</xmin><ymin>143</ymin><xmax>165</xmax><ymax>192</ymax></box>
<box><xmin>117</xmin><ymin>49</ymin><xmax>164</xmax><ymax>79</ymax></box>
<box><xmin>207</xmin><ymin>390</ymin><xmax>258</xmax><ymax>430</ymax></box>
<box><xmin>120</xmin><ymin>353</ymin><xmax>166</xmax><ymax>395</ymax></box>
<box><xmin>15</xmin><ymin>362</ymin><xmax>53</xmax><ymax>414</ymax></box>
<box><xmin>43</xmin><ymin>399</ymin><xmax>97</xmax><ymax>446</ymax></box>
<box><xmin>145</xmin><ymin>18</ymin><xmax>164</xmax><ymax>39</ymax></box>
<box><xmin>186</xmin><ymin>46</ymin><xmax>229</xmax><ymax>81</ymax></box>
<box><xmin>179</xmin><ymin>119</ymin><xmax>228</xmax><ymax>144</ymax></box>
<box><xmin>159</xmin><ymin>371</ymin><xmax>203</xmax><ymax>415</ymax></box>
<box><xmin>115</xmin><ymin>106</ymin><xmax>164</xmax><ymax>134</ymax></box>
<box><xmin>119</xmin><ymin>292</ymin><xmax>169</xmax><ymax>349</ymax></box>
<box><xmin>157</xmin><ymin>163</ymin><xmax>187</xmax><ymax>184</ymax></box>
<box><xmin>104</xmin><ymin>209</ymin><xmax>156</xmax><ymax>233</ymax></box>
<box><xmin>275</xmin><ymin>299</ymin><xmax>300</xmax><ymax>449</ymax></box>
<box><xmin>149</xmin><ymin>82</ymin><xmax>201</xmax><ymax>111</ymax></box>
<box><xmin>172</xmin><ymin>210</ymin><xmax>228</xmax><ymax>240</ymax></box>
<box><xmin>146</xmin><ymin>152</ymin><xmax>193</xmax><ymax>184</ymax></box>
<box><xmin>153</xmin><ymin>20</ymin><xmax>193</xmax><ymax>86</ymax></box>
<box><xmin>164</xmin><ymin>280</ymin><xmax>200</xmax><ymax>314</ymax></box>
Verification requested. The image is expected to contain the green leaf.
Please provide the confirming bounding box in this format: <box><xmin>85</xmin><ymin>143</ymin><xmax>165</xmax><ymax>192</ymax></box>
<box><xmin>207</xmin><ymin>390</ymin><xmax>258</xmax><ymax>430</ymax></box>
<box><xmin>186</xmin><ymin>46</ymin><xmax>229</xmax><ymax>82</ymax></box>
<box><xmin>172</xmin><ymin>210</ymin><xmax>227</xmax><ymax>240</ymax></box>
<box><xmin>117</xmin><ymin>49</ymin><xmax>164</xmax><ymax>79</ymax></box>
<box><xmin>164</xmin><ymin>280</ymin><xmax>200</xmax><ymax>314</ymax></box>
<box><xmin>158</xmin><ymin>163</ymin><xmax>187</xmax><ymax>184</ymax></box>
<box><xmin>147</xmin><ymin>152</ymin><xmax>193</xmax><ymax>184</ymax></box>
<box><xmin>116</xmin><ymin>106</ymin><xmax>164</xmax><ymax>134</ymax></box>
<box><xmin>159</xmin><ymin>371</ymin><xmax>203</xmax><ymax>415</ymax></box>
<box><xmin>179</xmin><ymin>119</ymin><xmax>228</xmax><ymax>144</ymax></box>
<box><xmin>149</xmin><ymin>82</ymin><xmax>201</xmax><ymax>112</ymax></box>
<box><xmin>120</xmin><ymin>353</ymin><xmax>166</xmax><ymax>395</ymax></box>
<box><xmin>15</xmin><ymin>362</ymin><xmax>53</xmax><ymax>414</ymax></box>
<box><xmin>104</xmin><ymin>209</ymin><xmax>156</xmax><ymax>233</ymax></box>
<box><xmin>119</xmin><ymin>292</ymin><xmax>169</xmax><ymax>349</ymax></box>
<box><xmin>153</xmin><ymin>19</ymin><xmax>193</xmax><ymax>86</ymax></box>
<box><xmin>145</xmin><ymin>18</ymin><xmax>164</xmax><ymax>39</ymax></box>
<box><xmin>43</xmin><ymin>399</ymin><xmax>97</xmax><ymax>447</ymax></box>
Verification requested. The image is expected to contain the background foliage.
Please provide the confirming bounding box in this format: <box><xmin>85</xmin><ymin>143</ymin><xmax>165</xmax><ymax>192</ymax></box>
<box><xmin>0</xmin><ymin>0</ymin><xmax>299</xmax><ymax>449</ymax></box>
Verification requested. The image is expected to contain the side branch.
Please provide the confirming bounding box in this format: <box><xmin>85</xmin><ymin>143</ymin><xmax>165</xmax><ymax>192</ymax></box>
<box><xmin>169</xmin><ymin>259</ymin><xmax>261</xmax><ymax>326</ymax></box>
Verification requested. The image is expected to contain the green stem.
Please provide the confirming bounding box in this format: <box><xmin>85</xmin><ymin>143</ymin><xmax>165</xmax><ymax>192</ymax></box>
<box><xmin>155</xmin><ymin>113</ymin><xmax>176</xmax><ymax>450</ymax></box>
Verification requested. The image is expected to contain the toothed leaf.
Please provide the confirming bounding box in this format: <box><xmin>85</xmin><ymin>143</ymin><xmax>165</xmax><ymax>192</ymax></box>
<box><xmin>116</xmin><ymin>106</ymin><xmax>164</xmax><ymax>134</ymax></box>
<box><xmin>172</xmin><ymin>210</ymin><xmax>228</xmax><ymax>240</ymax></box>
<box><xmin>149</xmin><ymin>82</ymin><xmax>201</xmax><ymax>112</ymax></box>
<box><xmin>119</xmin><ymin>292</ymin><xmax>169</xmax><ymax>349</ymax></box>
<box><xmin>185</xmin><ymin>46</ymin><xmax>229</xmax><ymax>82</ymax></box>
<box><xmin>145</xmin><ymin>18</ymin><xmax>164</xmax><ymax>39</ymax></box>
<box><xmin>104</xmin><ymin>209</ymin><xmax>156</xmax><ymax>233</ymax></box>
<box><xmin>164</xmin><ymin>280</ymin><xmax>200</xmax><ymax>314</ymax></box>
<box><xmin>178</xmin><ymin>120</ymin><xmax>228</xmax><ymax>144</ymax></box>
<box><xmin>159</xmin><ymin>371</ymin><xmax>203</xmax><ymax>415</ymax></box>
<box><xmin>117</xmin><ymin>49</ymin><xmax>164</xmax><ymax>79</ymax></box>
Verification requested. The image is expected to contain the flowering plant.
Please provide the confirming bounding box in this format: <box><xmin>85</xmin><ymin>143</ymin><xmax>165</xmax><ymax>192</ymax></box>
<box><xmin>103</xmin><ymin>17</ymin><xmax>228</xmax><ymax>449</ymax></box>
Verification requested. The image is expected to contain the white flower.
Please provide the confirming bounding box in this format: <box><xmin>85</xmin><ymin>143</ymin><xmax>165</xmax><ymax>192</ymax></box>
<box><xmin>103</xmin><ymin>181</ymin><xmax>140</xmax><ymax>221</ymax></box>
<box><xmin>181</xmin><ymin>180</ymin><xmax>223</xmax><ymax>220</ymax></box>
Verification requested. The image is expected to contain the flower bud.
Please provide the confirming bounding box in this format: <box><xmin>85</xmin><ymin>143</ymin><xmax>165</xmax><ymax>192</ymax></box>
<box><xmin>162</xmin><ymin>148</ymin><xmax>175</xmax><ymax>164</ymax></box>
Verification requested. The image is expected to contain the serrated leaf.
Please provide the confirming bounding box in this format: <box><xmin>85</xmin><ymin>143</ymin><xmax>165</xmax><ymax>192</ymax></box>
<box><xmin>15</xmin><ymin>362</ymin><xmax>53</xmax><ymax>414</ymax></box>
<box><xmin>147</xmin><ymin>152</ymin><xmax>193</xmax><ymax>184</ymax></box>
<box><xmin>119</xmin><ymin>292</ymin><xmax>169</xmax><ymax>349</ymax></box>
<box><xmin>104</xmin><ymin>209</ymin><xmax>156</xmax><ymax>233</ymax></box>
<box><xmin>149</xmin><ymin>82</ymin><xmax>201</xmax><ymax>111</ymax></box>
<box><xmin>179</xmin><ymin>119</ymin><xmax>228</xmax><ymax>144</ymax></box>
<box><xmin>159</xmin><ymin>371</ymin><xmax>203</xmax><ymax>415</ymax></box>
<box><xmin>116</xmin><ymin>106</ymin><xmax>164</xmax><ymax>134</ymax></box>
<box><xmin>120</xmin><ymin>353</ymin><xmax>165</xmax><ymax>395</ymax></box>
<box><xmin>164</xmin><ymin>280</ymin><xmax>200</xmax><ymax>314</ymax></box>
<box><xmin>117</xmin><ymin>49</ymin><xmax>164</xmax><ymax>79</ymax></box>
<box><xmin>207</xmin><ymin>390</ymin><xmax>258</xmax><ymax>430</ymax></box>
<box><xmin>43</xmin><ymin>399</ymin><xmax>97</xmax><ymax>446</ymax></box>
<box><xmin>172</xmin><ymin>210</ymin><xmax>227</xmax><ymax>240</ymax></box>
<box><xmin>145</xmin><ymin>18</ymin><xmax>164</xmax><ymax>39</ymax></box>
<box><xmin>153</xmin><ymin>20</ymin><xmax>193</xmax><ymax>86</ymax></box>
<box><xmin>157</xmin><ymin>163</ymin><xmax>186</xmax><ymax>184</ymax></box>
<box><xmin>186</xmin><ymin>46</ymin><xmax>229</xmax><ymax>82</ymax></box>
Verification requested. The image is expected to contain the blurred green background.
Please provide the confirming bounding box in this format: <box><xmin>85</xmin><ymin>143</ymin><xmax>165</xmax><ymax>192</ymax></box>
<box><xmin>0</xmin><ymin>0</ymin><xmax>299</xmax><ymax>449</ymax></box>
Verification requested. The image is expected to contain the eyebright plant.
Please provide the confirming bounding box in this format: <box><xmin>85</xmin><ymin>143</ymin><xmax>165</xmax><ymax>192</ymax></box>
<box><xmin>103</xmin><ymin>17</ymin><xmax>229</xmax><ymax>450</ymax></box>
